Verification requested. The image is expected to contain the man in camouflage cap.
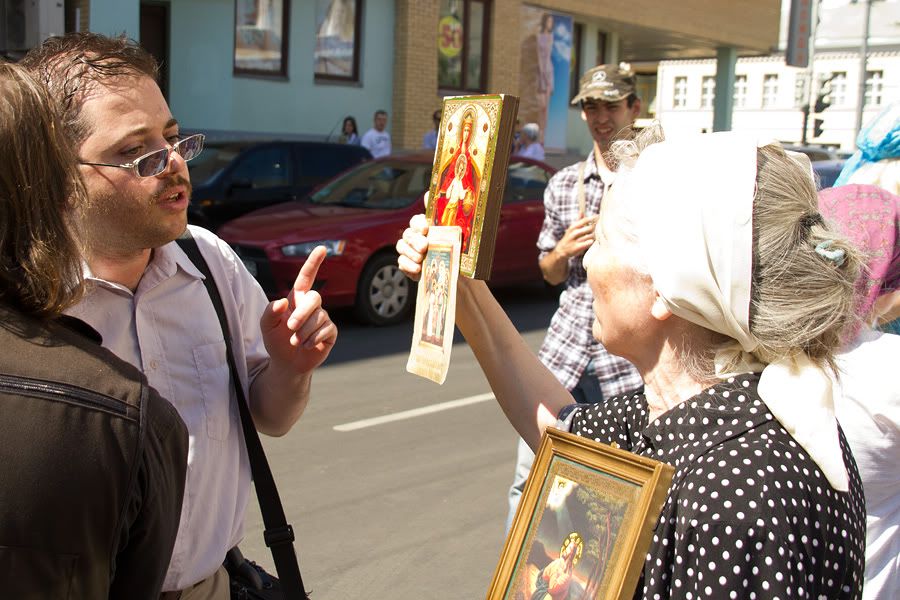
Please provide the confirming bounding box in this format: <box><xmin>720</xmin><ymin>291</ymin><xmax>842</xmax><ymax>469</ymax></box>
<box><xmin>571</xmin><ymin>62</ymin><xmax>640</xmax><ymax>151</ymax></box>
<box><xmin>572</xmin><ymin>62</ymin><xmax>637</xmax><ymax>103</ymax></box>
<box><xmin>505</xmin><ymin>64</ymin><xmax>645</xmax><ymax>529</ymax></box>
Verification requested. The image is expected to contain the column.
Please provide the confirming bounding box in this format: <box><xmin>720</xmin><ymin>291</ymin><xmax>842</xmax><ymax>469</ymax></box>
<box><xmin>713</xmin><ymin>46</ymin><xmax>736</xmax><ymax>132</ymax></box>
<box><xmin>392</xmin><ymin>0</ymin><xmax>440</xmax><ymax>150</ymax></box>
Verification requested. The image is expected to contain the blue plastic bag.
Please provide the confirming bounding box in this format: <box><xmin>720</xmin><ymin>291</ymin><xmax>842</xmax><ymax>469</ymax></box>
<box><xmin>835</xmin><ymin>102</ymin><xmax>900</xmax><ymax>186</ymax></box>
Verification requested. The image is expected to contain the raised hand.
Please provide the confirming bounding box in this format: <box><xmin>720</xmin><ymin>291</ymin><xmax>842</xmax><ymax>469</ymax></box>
<box><xmin>396</xmin><ymin>214</ymin><xmax>430</xmax><ymax>282</ymax></box>
<box><xmin>259</xmin><ymin>246</ymin><xmax>338</xmax><ymax>374</ymax></box>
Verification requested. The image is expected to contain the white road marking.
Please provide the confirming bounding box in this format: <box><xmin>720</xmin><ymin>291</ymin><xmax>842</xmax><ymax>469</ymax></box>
<box><xmin>333</xmin><ymin>392</ymin><xmax>495</xmax><ymax>432</ymax></box>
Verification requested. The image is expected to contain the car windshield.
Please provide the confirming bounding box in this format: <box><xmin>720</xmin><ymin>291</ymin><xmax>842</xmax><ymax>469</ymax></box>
<box><xmin>309</xmin><ymin>161</ymin><xmax>430</xmax><ymax>209</ymax></box>
<box><xmin>188</xmin><ymin>144</ymin><xmax>246</xmax><ymax>186</ymax></box>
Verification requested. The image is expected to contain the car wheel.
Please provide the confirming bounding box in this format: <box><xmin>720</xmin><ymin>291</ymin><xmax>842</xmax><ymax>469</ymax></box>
<box><xmin>355</xmin><ymin>252</ymin><xmax>414</xmax><ymax>326</ymax></box>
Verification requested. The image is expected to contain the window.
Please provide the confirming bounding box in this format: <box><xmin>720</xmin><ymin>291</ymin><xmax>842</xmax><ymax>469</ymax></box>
<box><xmin>864</xmin><ymin>70</ymin><xmax>883</xmax><ymax>107</ymax></box>
<box><xmin>504</xmin><ymin>162</ymin><xmax>551</xmax><ymax>204</ymax></box>
<box><xmin>314</xmin><ymin>0</ymin><xmax>362</xmax><ymax>82</ymax></box>
<box><xmin>230</xmin><ymin>147</ymin><xmax>292</xmax><ymax>189</ymax></box>
<box><xmin>733</xmin><ymin>75</ymin><xmax>748</xmax><ymax>108</ymax></box>
<box><xmin>234</xmin><ymin>0</ymin><xmax>290</xmax><ymax>78</ymax></box>
<box><xmin>310</xmin><ymin>161</ymin><xmax>429</xmax><ymax>209</ymax></box>
<box><xmin>596</xmin><ymin>31</ymin><xmax>607</xmax><ymax>66</ymax></box>
<box><xmin>762</xmin><ymin>74</ymin><xmax>779</xmax><ymax>108</ymax></box>
<box><xmin>829</xmin><ymin>71</ymin><xmax>847</xmax><ymax>106</ymax></box>
<box><xmin>296</xmin><ymin>145</ymin><xmax>369</xmax><ymax>180</ymax></box>
<box><xmin>700</xmin><ymin>76</ymin><xmax>715</xmax><ymax>109</ymax></box>
<box><xmin>188</xmin><ymin>145</ymin><xmax>242</xmax><ymax>186</ymax></box>
<box><xmin>438</xmin><ymin>0</ymin><xmax>490</xmax><ymax>91</ymax></box>
<box><xmin>673</xmin><ymin>76</ymin><xmax>688</xmax><ymax>108</ymax></box>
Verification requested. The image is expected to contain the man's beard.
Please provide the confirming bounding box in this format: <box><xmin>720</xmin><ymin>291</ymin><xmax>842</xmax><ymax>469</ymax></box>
<box><xmin>78</xmin><ymin>174</ymin><xmax>192</xmax><ymax>260</ymax></box>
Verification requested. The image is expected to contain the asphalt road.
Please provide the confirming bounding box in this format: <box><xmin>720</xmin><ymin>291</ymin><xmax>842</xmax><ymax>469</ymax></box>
<box><xmin>238</xmin><ymin>284</ymin><xmax>560</xmax><ymax>599</ymax></box>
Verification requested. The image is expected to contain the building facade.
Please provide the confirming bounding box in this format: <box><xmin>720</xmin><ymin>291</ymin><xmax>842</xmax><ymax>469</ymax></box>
<box><xmin>656</xmin><ymin>0</ymin><xmax>900</xmax><ymax>151</ymax></box>
<box><xmin>6</xmin><ymin>0</ymin><xmax>781</xmax><ymax>153</ymax></box>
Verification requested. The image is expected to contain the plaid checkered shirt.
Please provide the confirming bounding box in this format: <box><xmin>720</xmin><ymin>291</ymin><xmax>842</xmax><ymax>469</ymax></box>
<box><xmin>536</xmin><ymin>151</ymin><xmax>643</xmax><ymax>398</ymax></box>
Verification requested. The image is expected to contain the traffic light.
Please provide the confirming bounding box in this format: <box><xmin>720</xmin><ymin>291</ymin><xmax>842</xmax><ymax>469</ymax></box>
<box><xmin>814</xmin><ymin>75</ymin><xmax>834</xmax><ymax>114</ymax></box>
<box><xmin>814</xmin><ymin>90</ymin><xmax>831</xmax><ymax>114</ymax></box>
<box><xmin>813</xmin><ymin>118</ymin><xmax>825</xmax><ymax>138</ymax></box>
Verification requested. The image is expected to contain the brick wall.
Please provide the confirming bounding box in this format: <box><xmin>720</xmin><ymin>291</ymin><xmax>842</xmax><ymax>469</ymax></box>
<box><xmin>393</xmin><ymin>0</ymin><xmax>441</xmax><ymax>150</ymax></box>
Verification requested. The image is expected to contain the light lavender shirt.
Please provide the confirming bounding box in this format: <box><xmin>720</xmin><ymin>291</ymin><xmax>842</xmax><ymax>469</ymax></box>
<box><xmin>516</xmin><ymin>142</ymin><xmax>545</xmax><ymax>161</ymax></box>
<box><xmin>67</xmin><ymin>225</ymin><xmax>270</xmax><ymax>591</ymax></box>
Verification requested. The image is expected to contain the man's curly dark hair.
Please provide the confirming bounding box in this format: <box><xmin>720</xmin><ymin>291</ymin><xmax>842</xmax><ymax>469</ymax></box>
<box><xmin>20</xmin><ymin>32</ymin><xmax>159</xmax><ymax>146</ymax></box>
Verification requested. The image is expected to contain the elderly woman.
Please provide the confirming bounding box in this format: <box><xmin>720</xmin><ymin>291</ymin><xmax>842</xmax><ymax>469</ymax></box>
<box><xmin>398</xmin><ymin>132</ymin><xmax>866</xmax><ymax>597</ymax></box>
<box><xmin>516</xmin><ymin>123</ymin><xmax>545</xmax><ymax>161</ymax></box>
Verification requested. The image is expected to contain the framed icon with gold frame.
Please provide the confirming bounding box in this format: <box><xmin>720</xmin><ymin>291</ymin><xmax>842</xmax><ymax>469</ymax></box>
<box><xmin>487</xmin><ymin>428</ymin><xmax>674</xmax><ymax>600</ymax></box>
<box><xmin>425</xmin><ymin>94</ymin><xmax>519</xmax><ymax>280</ymax></box>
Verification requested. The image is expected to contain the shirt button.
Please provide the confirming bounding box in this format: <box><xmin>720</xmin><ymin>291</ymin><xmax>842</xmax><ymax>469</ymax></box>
<box><xmin>149</xmin><ymin>359</ymin><xmax>159</xmax><ymax>370</ymax></box>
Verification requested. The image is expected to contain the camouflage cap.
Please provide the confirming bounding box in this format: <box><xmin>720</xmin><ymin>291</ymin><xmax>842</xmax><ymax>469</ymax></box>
<box><xmin>571</xmin><ymin>62</ymin><xmax>637</xmax><ymax>105</ymax></box>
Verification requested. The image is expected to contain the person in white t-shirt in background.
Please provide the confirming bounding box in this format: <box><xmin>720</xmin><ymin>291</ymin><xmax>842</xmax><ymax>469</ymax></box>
<box><xmin>515</xmin><ymin>122</ymin><xmax>545</xmax><ymax>161</ymax></box>
<box><xmin>361</xmin><ymin>109</ymin><xmax>392</xmax><ymax>158</ymax></box>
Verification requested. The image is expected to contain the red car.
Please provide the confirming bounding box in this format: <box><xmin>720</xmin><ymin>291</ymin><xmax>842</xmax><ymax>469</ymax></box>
<box><xmin>217</xmin><ymin>153</ymin><xmax>556</xmax><ymax>325</ymax></box>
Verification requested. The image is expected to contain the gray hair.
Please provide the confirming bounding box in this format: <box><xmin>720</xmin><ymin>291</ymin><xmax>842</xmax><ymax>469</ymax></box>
<box><xmin>604</xmin><ymin>126</ymin><xmax>861</xmax><ymax>378</ymax></box>
<box><xmin>748</xmin><ymin>144</ymin><xmax>861</xmax><ymax>371</ymax></box>
<box><xmin>522</xmin><ymin>122</ymin><xmax>540</xmax><ymax>142</ymax></box>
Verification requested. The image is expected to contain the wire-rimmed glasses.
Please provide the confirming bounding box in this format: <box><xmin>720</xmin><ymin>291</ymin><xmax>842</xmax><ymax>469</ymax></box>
<box><xmin>79</xmin><ymin>133</ymin><xmax>205</xmax><ymax>178</ymax></box>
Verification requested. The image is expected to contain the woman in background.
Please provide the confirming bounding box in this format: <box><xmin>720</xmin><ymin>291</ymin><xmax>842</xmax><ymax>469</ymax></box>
<box><xmin>338</xmin><ymin>115</ymin><xmax>359</xmax><ymax>145</ymax></box>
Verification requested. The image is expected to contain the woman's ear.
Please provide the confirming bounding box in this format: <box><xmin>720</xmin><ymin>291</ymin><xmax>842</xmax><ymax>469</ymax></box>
<box><xmin>650</xmin><ymin>291</ymin><xmax>672</xmax><ymax>321</ymax></box>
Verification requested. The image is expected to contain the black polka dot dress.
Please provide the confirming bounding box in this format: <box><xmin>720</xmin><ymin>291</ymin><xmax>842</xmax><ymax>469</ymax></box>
<box><xmin>566</xmin><ymin>373</ymin><xmax>865</xmax><ymax>599</ymax></box>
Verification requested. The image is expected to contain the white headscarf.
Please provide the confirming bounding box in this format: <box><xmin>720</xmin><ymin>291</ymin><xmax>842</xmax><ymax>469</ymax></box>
<box><xmin>615</xmin><ymin>132</ymin><xmax>850</xmax><ymax>492</ymax></box>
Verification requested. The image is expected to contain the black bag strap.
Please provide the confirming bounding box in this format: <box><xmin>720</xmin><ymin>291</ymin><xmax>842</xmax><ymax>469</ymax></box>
<box><xmin>176</xmin><ymin>231</ymin><xmax>308</xmax><ymax>600</ymax></box>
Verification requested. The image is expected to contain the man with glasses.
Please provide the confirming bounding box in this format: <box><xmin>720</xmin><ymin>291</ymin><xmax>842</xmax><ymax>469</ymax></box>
<box><xmin>79</xmin><ymin>132</ymin><xmax>206</xmax><ymax>178</ymax></box>
<box><xmin>23</xmin><ymin>33</ymin><xmax>337</xmax><ymax>599</ymax></box>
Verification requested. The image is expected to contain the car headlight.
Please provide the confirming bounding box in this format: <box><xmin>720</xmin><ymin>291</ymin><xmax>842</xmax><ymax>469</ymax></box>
<box><xmin>281</xmin><ymin>240</ymin><xmax>346</xmax><ymax>257</ymax></box>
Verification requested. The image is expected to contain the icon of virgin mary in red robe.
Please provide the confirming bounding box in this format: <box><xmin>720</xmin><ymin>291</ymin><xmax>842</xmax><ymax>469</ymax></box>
<box><xmin>433</xmin><ymin>108</ymin><xmax>482</xmax><ymax>252</ymax></box>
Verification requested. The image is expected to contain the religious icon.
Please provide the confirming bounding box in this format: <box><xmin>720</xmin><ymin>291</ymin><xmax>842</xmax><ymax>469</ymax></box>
<box><xmin>426</xmin><ymin>94</ymin><xmax>519</xmax><ymax>279</ymax></box>
<box><xmin>487</xmin><ymin>429</ymin><xmax>675</xmax><ymax>600</ymax></box>
<box><xmin>433</xmin><ymin>107</ymin><xmax>481</xmax><ymax>253</ymax></box>
<box><xmin>407</xmin><ymin>226</ymin><xmax>462</xmax><ymax>384</ymax></box>
<box><xmin>419</xmin><ymin>253</ymin><xmax>451</xmax><ymax>347</ymax></box>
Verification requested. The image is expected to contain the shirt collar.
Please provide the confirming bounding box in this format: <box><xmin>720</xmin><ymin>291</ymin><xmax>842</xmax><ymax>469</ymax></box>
<box><xmin>81</xmin><ymin>237</ymin><xmax>206</xmax><ymax>293</ymax></box>
<box><xmin>583</xmin><ymin>150</ymin><xmax>602</xmax><ymax>181</ymax></box>
<box><xmin>163</xmin><ymin>238</ymin><xmax>206</xmax><ymax>281</ymax></box>
<box><xmin>584</xmin><ymin>150</ymin><xmax>616</xmax><ymax>186</ymax></box>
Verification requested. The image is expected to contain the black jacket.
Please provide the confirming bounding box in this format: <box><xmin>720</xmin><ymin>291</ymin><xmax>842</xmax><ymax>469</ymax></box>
<box><xmin>0</xmin><ymin>303</ymin><xmax>188</xmax><ymax>598</ymax></box>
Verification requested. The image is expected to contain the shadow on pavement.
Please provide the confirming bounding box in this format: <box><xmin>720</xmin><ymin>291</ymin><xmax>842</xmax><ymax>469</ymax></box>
<box><xmin>323</xmin><ymin>282</ymin><xmax>561</xmax><ymax>366</ymax></box>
